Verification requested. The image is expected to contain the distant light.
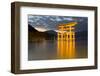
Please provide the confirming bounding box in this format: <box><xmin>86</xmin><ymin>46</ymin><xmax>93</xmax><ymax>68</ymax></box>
<box><xmin>34</xmin><ymin>27</ymin><xmax>47</xmax><ymax>32</ymax></box>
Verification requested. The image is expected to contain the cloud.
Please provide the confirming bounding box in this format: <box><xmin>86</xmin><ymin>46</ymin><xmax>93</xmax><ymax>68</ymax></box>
<box><xmin>63</xmin><ymin>17</ymin><xmax>73</xmax><ymax>21</ymax></box>
<box><xmin>28</xmin><ymin>15</ymin><xmax>88</xmax><ymax>31</ymax></box>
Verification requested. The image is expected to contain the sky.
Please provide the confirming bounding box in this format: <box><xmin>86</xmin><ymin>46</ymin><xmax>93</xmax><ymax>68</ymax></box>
<box><xmin>28</xmin><ymin>15</ymin><xmax>88</xmax><ymax>32</ymax></box>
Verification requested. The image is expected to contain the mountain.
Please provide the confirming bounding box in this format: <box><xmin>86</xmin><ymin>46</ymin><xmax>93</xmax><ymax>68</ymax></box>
<box><xmin>28</xmin><ymin>24</ymin><xmax>38</xmax><ymax>32</ymax></box>
<box><xmin>44</xmin><ymin>30</ymin><xmax>57</xmax><ymax>40</ymax></box>
<box><xmin>75</xmin><ymin>31</ymin><xmax>88</xmax><ymax>40</ymax></box>
<box><xmin>75</xmin><ymin>21</ymin><xmax>88</xmax><ymax>32</ymax></box>
<box><xmin>28</xmin><ymin>24</ymin><xmax>57</xmax><ymax>42</ymax></box>
<box><xmin>28</xmin><ymin>24</ymin><xmax>87</xmax><ymax>42</ymax></box>
<box><xmin>45</xmin><ymin>30</ymin><xmax>57</xmax><ymax>35</ymax></box>
<box><xmin>28</xmin><ymin>15</ymin><xmax>88</xmax><ymax>32</ymax></box>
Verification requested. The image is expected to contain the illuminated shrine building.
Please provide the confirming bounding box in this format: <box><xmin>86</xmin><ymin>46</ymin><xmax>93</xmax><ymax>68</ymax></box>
<box><xmin>57</xmin><ymin>22</ymin><xmax>77</xmax><ymax>59</ymax></box>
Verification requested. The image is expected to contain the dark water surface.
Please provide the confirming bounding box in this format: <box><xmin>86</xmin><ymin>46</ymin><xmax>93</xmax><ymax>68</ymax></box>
<box><xmin>28</xmin><ymin>39</ymin><xmax>88</xmax><ymax>60</ymax></box>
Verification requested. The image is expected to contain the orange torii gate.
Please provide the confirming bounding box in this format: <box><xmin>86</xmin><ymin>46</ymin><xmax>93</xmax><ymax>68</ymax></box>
<box><xmin>57</xmin><ymin>22</ymin><xmax>77</xmax><ymax>59</ymax></box>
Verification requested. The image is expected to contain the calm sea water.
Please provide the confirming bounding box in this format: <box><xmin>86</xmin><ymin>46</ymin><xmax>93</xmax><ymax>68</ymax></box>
<box><xmin>28</xmin><ymin>39</ymin><xmax>88</xmax><ymax>60</ymax></box>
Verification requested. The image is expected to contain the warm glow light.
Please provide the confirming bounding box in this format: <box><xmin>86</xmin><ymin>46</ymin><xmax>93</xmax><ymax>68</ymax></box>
<box><xmin>57</xmin><ymin>22</ymin><xmax>77</xmax><ymax>59</ymax></box>
<box><xmin>34</xmin><ymin>27</ymin><xmax>47</xmax><ymax>32</ymax></box>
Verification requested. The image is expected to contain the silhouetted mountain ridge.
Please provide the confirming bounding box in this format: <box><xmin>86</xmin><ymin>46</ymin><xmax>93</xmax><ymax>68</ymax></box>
<box><xmin>28</xmin><ymin>24</ymin><xmax>57</xmax><ymax>41</ymax></box>
<box><xmin>28</xmin><ymin>24</ymin><xmax>38</xmax><ymax>32</ymax></box>
<box><xmin>75</xmin><ymin>31</ymin><xmax>87</xmax><ymax>40</ymax></box>
<box><xmin>44</xmin><ymin>30</ymin><xmax>57</xmax><ymax>35</ymax></box>
<box><xmin>28</xmin><ymin>24</ymin><xmax>87</xmax><ymax>41</ymax></box>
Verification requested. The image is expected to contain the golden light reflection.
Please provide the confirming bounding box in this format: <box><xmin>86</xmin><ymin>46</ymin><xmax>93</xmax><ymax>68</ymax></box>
<box><xmin>57</xmin><ymin>22</ymin><xmax>77</xmax><ymax>59</ymax></box>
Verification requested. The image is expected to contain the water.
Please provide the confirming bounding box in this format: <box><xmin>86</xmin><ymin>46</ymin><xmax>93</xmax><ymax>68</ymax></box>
<box><xmin>28</xmin><ymin>39</ymin><xmax>88</xmax><ymax>61</ymax></box>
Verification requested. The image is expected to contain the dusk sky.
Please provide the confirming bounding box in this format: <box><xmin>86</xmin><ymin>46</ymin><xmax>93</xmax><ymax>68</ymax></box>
<box><xmin>28</xmin><ymin>15</ymin><xmax>88</xmax><ymax>32</ymax></box>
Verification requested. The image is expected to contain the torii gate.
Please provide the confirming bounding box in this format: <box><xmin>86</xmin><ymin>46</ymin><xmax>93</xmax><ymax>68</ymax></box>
<box><xmin>57</xmin><ymin>22</ymin><xmax>77</xmax><ymax>59</ymax></box>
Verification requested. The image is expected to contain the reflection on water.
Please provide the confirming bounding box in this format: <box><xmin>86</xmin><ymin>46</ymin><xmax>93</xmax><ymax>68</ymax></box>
<box><xmin>57</xmin><ymin>40</ymin><xmax>75</xmax><ymax>59</ymax></box>
<box><xmin>57</xmin><ymin>22</ymin><xmax>76</xmax><ymax>59</ymax></box>
<box><xmin>28</xmin><ymin>22</ymin><xmax>88</xmax><ymax>60</ymax></box>
<box><xmin>28</xmin><ymin>39</ymin><xmax>87</xmax><ymax>60</ymax></box>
